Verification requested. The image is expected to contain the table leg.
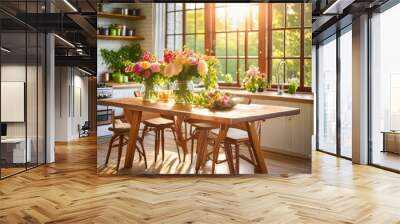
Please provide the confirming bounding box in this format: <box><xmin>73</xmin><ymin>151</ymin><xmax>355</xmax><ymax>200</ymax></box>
<box><xmin>195</xmin><ymin>129</ymin><xmax>208</xmax><ymax>174</ymax></box>
<box><xmin>223</xmin><ymin>141</ymin><xmax>235</xmax><ymax>174</ymax></box>
<box><xmin>124</xmin><ymin>109</ymin><xmax>142</xmax><ymax>168</ymax></box>
<box><xmin>246</xmin><ymin>121</ymin><xmax>268</xmax><ymax>173</ymax></box>
<box><xmin>211</xmin><ymin>124</ymin><xmax>232</xmax><ymax>174</ymax></box>
<box><xmin>174</xmin><ymin>115</ymin><xmax>188</xmax><ymax>161</ymax></box>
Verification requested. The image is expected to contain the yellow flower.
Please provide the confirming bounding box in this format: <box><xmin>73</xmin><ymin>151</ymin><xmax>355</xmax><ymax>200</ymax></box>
<box><xmin>140</xmin><ymin>61</ymin><xmax>151</xmax><ymax>70</ymax></box>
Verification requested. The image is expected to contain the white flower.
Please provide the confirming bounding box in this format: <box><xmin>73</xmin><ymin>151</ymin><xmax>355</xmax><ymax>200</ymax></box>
<box><xmin>197</xmin><ymin>60</ymin><xmax>208</xmax><ymax>76</ymax></box>
<box><xmin>164</xmin><ymin>63</ymin><xmax>183</xmax><ymax>77</ymax></box>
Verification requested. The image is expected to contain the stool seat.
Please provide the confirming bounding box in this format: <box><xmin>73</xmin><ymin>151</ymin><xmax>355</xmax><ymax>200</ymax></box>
<box><xmin>143</xmin><ymin>117</ymin><xmax>174</xmax><ymax>128</ymax></box>
<box><xmin>108</xmin><ymin>119</ymin><xmax>131</xmax><ymax>133</ymax></box>
<box><xmin>191</xmin><ymin>122</ymin><xmax>217</xmax><ymax>130</ymax></box>
<box><xmin>212</xmin><ymin>128</ymin><xmax>248</xmax><ymax>142</ymax></box>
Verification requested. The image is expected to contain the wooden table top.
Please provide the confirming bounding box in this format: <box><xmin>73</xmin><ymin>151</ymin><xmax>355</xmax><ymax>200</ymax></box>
<box><xmin>98</xmin><ymin>97</ymin><xmax>300</xmax><ymax>124</ymax></box>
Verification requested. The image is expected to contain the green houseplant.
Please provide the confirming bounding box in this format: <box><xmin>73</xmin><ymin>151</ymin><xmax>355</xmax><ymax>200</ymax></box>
<box><xmin>101</xmin><ymin>43</ymin><xmax>142</xmax><ymax>82</ymax></box>
<box><xmin>287</xmin><ymin>78</ymin><xmax>299</xmax><ymax>94</ymax></box>
<box><xmin>109</xmin><ymin>24</ymin><xmax>118</xmax><ymax>36</ymax></box>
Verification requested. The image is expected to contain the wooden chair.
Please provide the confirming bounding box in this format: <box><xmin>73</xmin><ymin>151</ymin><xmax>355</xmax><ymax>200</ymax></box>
<box><xmin>105</xmin><ymin>111</ymin><xmax>147</xmax><ymax>171</ymax></box>
<box><xmin>141</xmin><ymin>117</ymin><xmax>181</xmax><ymax>163</ymax></box>
<box><xmin>134</xmin><ymin>90</ymin><xmax>181</xmax><ymax>163</ymax></box>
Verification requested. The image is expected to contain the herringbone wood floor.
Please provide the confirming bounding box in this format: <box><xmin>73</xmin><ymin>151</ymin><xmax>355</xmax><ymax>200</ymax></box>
<box><xmin>97</xmin><ymin>131</ymin><xmax>311</xmax><ymax>175</ymax></box>
<box><xmin>1</xmin><ymin>137</ymin><xmax>400</xmax><ymax>223</ymax></box>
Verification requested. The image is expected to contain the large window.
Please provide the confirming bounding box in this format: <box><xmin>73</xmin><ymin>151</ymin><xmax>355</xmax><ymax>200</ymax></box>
<box><xmin>316</xmin><ymin>25</ymin><xmax>353</xmax><ymax>159</ymax></box>
<box><xmin>317</xmin><ymin>35</ymin><xmax>337</xmax><ymax>155</ymax></box>
<box><xmin>165</xmin><ymin>3</ymin><xmax>312</xmax><ymax>90</ymax></box>
<box><xmin>214</xmin><ymin>3</ymin><xmax>259</xmax><ymax>84</ymax></box>
<box><xmin>339</xmin><ymin>27</ymin><xmax>352</xmax><ymax>159</ymax></box>
<box><xmin>270</xmin><ymin>3</ymin><xmax>312</xmax><ymax>91</ymax></box>
<box><xmin>370</xmin><ymin>3</ymin><xmax>400</xmax><ymax>172</ymax></box>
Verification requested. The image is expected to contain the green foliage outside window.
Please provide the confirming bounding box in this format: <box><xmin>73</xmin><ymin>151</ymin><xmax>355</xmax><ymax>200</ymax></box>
<box><xmin>166</xmin><ymin>3</ymin><xmax>312</xmax><ymax>89</ymax></box>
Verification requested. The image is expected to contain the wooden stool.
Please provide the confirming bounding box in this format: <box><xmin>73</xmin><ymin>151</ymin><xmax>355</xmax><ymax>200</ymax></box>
<box><xmin>211</xmin><ymin>128</ymin><xmax>257</xmax><ymax>174</ymax></box>
<box><xmin>142</xmin><ymin>117</ymin><xmax>181</xmax><ymax>163</ymax></box>
<box><xmin>210</xmin><ymin>96</ymin><xmax>262</xmax><ymax>174</ymax></box>
<box><xmin>187</xmin><ymin>122</ymin><xmax>220</xmax><ymax>174</ymax></box>
<box><xmin>105</xmin><ymin>112</ymin><xmax>147</xmax><ymax>171</ymax></box>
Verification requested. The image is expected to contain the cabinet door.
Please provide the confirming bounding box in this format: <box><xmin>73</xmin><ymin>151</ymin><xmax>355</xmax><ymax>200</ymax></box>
<box><xmin>260</xmin><ymin>116</ymin><xmax>291</xmax><ymax>151</ymax></box>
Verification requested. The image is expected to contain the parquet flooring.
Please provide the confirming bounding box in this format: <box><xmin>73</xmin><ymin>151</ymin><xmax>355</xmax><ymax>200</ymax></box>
<box><xmin>97</xmin><ymin>130</ymin><xmax>311</xmax><ymax>175</ymax></box>
<box><xmin>1</xmin><ymin>136</ymin><xmax>400</xmax><ymax>223</ymax></box>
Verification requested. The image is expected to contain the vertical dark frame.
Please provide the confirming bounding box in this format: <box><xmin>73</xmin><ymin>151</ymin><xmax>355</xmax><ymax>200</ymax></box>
<box><xmin>367</xmin><ymin>11</ymin><xmax>373</xmax><ymax>165</ymax></box>
<box><xmin>315</xmin><ymin>44</ymin><xmax>319</xmax><ymax>152</ymax></box>
<box><xmin>24</xmin><ymin>0</ymin><xmax>28</xmax><ymax>171</ymax></box>
<box><xmin>336</xmin><ymin>28</ymin><xmax>341</xmax><ymax>157</ymax></box>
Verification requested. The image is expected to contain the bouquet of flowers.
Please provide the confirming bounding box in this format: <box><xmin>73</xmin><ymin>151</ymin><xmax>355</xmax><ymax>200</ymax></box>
<box><xmin>162</xmin><ymin>48</ymin><xmax>208</xmax><ymax>80</ymax></box>
<box><xmin>242</xmin><ymin>65</ymin><xmax>267</xmax><ymax>93</ymax></box>
<box><xmin>194</xmin><ymin>90</ymin><xmax>236</xmax><ymax>110</ymax></box>
<box><xmin>125</xmin><ymin>52</ymin><xmax>164</xmax><ymax>102</ymax></box>
<box><xmin>162</xmin><ymin>48</ymin><xmax>209</xmax><ymax>104</ymax></box>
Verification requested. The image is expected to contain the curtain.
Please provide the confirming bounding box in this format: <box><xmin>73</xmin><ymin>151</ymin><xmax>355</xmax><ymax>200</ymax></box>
<box><xmin>153</xmin><ymin>3</ymin><xmax>166</xmax><ymax>60</ymax></box>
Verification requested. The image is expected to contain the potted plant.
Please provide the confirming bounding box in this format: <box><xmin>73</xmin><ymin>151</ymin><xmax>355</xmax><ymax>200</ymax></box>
<box><xmin>98</xmin><ymin>26</ymin><xmax>109</xmax><ymax>36</ymax></box>
<box><xmin>109</xmin><ymin>24</ymin><xmax>118</xmax><ymax>36</ymax></box>
<box><xmin>287</xmin><ymin>78</ymin><xmax>299</xmax><ymax>94</ymax></box>
<box><xmin>243</xmin><ymin>66</ymin><xmax>266</xmax><ymax>93</ymax></box>
<box><xmin>112</xmin><ymin>71</ymin><xmax>124</xmax><ymax>83</ymax></box>
<box><xmin>100</xmin><ymin>43</ymin><xmax>143</xmax><ymax>82</ymax></box>
<box><xmin>257</xmin><ymin>79</ymin><xmax>267</xmax><ymax>92</ymax></box>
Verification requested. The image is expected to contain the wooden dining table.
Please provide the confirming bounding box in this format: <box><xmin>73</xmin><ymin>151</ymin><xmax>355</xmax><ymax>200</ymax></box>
<box><xmin>98</xmin><ymin>97</ymin><xmax>300</xmax><ymax>174</ymax></box>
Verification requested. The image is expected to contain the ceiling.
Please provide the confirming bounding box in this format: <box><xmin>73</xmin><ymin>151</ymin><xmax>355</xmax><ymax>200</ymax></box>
<box><xmin>0</xmin><ymin>0</ymin><xmax>97</xmax><ymax>74</ymax></box>
<box><xmin>312</xmin><ymin>0</ymin><xmax>392</xmax><ymax>43</ymax></box>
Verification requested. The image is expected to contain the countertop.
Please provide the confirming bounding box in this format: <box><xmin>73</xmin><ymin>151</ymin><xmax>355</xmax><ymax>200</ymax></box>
<box><xmin>107</xmin><ymin>82</ymin><xmax>142</xmax><ymax>89</ymax></box>
<box><xmin>224</xmin><ymin>89</ymin><xmax>314</xmax><ymax>104</ymax></box>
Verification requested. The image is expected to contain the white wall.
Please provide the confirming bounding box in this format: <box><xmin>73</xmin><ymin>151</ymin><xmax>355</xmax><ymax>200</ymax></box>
<box><xmin>55</xmin><ymin>67</ymin><xmax>89</xmax><ymax>141</ymax></box>
<box><xmin>97</xmin><ymin>3</ymin><xmax>154</xmax><ymax>78</ymax></box>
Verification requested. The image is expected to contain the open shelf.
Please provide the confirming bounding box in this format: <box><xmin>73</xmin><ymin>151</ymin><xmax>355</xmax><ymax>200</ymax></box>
<box><xmin>97</xmin><ymin>12</ymin><xmax>146</xmax><ymax>20</ymax></box>
<box><xmin>97</xmin><ymin>35</ymin><xmax>144</xmax><ymax>41</ymax></box>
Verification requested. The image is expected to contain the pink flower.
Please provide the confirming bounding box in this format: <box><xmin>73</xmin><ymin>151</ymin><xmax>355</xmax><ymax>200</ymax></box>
<box><xmin>163</xmin><ymin>50</ymin><xmax>175</xmax><ymax>63</ymax></box>
<box><xmin>143</xmin><ymin>70</ymin><xmax>151</xmax><ymax>79</ymax></box>
<box><xmin>189</xmin><ymin>57</ymin><xmax>198</xmax><ymax>65</ymax></box>
<box><xmin>134</xmin><ymin>63</ymin><xmax>142</xmax><ymax>76</ymax></box>
<box><xmin>197</xmin><ymin>59</ymin><xmax>208</xmax><ymax>76</ymax></box>
<box><xmin>143</xmin><ymin>51</ymin><xmax>153</xmax><ymax>62</ymax></box>
<box><xmin>150</xmin><ymin>63</ymin><xmax>160</xmax><ymax>73</ymax></box>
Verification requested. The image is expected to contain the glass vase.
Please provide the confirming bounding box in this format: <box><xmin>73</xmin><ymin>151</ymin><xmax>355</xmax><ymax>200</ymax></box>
<box><xmin>141</xmin><ymin>80</ymin><xmax>158</xmax><ymax>102</ymax></box>
<box><xmin>173</xmin><ymin>80</ymin><xmax>194</xmax><ymax>104</ymax></box>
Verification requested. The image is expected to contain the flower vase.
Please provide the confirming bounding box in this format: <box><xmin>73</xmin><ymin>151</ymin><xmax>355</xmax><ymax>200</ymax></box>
<box><xmin>174</xmin><ymin>80</ymin><xmax>194</xmax><ymax>104</ymax></box>
<box><xmin>142</xmin><ymin>80</ymin><xmax>158</xmax><ymax>102</ymax></box>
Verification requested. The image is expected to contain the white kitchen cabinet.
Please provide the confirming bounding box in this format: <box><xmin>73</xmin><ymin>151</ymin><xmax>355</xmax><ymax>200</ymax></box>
<box><xmin>253</xmin><ymin>99</ymin><xmax>313</xmax><ymax>159</ymax></box>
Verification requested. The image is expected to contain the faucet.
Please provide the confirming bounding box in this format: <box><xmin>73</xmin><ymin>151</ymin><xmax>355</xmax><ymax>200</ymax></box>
<box><xmin>277</xmin><ymin>60</ymin><xmax>286</xmax><ymax>95</ymax></box>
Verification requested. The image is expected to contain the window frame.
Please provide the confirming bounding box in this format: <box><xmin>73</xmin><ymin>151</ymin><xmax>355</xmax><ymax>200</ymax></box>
<box><xmin>165</xmin><ymin>3</ymin><xmax>312</xmax><ymax>92</ymax></box>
